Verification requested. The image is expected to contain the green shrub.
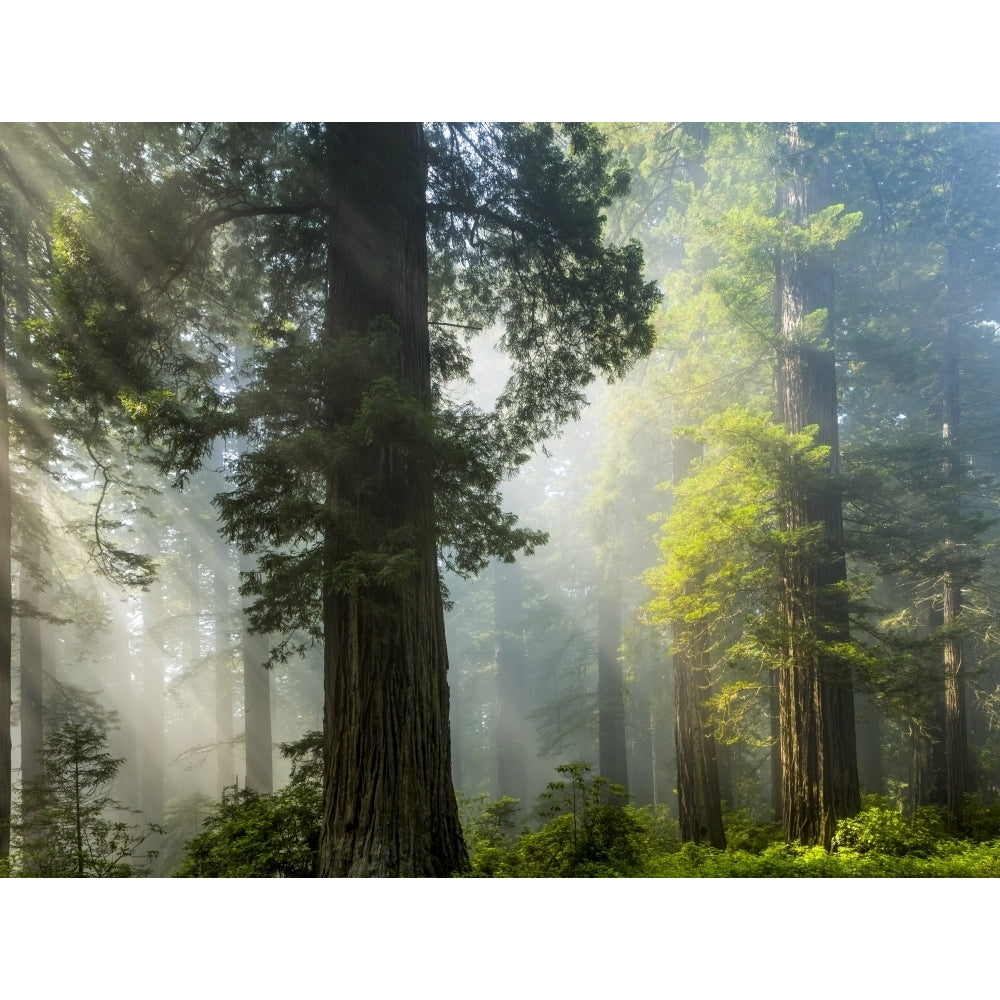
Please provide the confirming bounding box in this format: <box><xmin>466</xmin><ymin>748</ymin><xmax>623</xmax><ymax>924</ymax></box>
<box><xmin>722</xmin><ymin>808</ymin><xmax>782</xmax><ymax>853</ymax></box>
<box><xmin>175</xmin><ymin>731</ymin><xmax>322</xmax><ymax>877</ymax></box>
<box><xmin>962</xmin><ymin>796</ymin><xmax>1000</xmax><ymax>841</ymax></box>
<box><xmin>832</xmin><ymin>796</ymin><xmax>944</xmax><ymax>857</ymax></box>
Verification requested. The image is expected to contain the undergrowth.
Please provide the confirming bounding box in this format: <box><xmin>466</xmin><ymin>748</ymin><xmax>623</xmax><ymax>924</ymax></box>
<box><xmin>460</xmin><ymin>774</ymin><xmax>1000</xmax><ymax>878</ymax></box>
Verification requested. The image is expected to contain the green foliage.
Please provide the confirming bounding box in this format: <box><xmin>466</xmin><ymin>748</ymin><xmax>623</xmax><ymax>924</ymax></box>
<box><xmin>10</xmin><ymin>721</ymin><xmax>161</xmax><ymax>877</ymax></box>
<box><xmin>458</xmin><ymin>792</ymin><xmax>522</xmax><ymax>852</ymax></box>
<box><xmin>462</xmin><ymin>763</ymin><xmax>679</xmax><ymax>877</ymax></box>
<box><xmin>457</xmin><ymin>781</ymin><xmax>1000</xmax><ymax>878</ymax></box>
<box><xmin>721</xmin><ymin>809</ymin><xmax>782</xmax><ymax>853</ymax></box>
<box><xmin>457</xmin><ymin>793</ymin><xmax>523</xmax><ymax>877</ymax></box>
<box><xmin>175</xmin><ymin>731</ymin><xmax>322</xmax><ymax>877</ymax></box>
<box><xmin>832</xmin><ymin>796</ymin><xmax>946</xmax><ymax>857</ymax></box>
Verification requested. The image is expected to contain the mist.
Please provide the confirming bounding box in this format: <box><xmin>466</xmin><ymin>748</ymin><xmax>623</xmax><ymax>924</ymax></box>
<box><xmin>4</xmin><ymin>122</ymin><xmax>1000</xmax><ymax>881</ymax></box>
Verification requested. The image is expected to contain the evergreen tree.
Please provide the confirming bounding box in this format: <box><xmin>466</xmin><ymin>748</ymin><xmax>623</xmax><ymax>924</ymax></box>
<box><xmin>772</xmin><ymin>123</ymin><xmax>860</xmax><ymax>845</ymax></box>
<box><xmin>837</xmin><ymin>123</ymin><xmax>1000</xmax><ymax>824</ymax></box>
<box><xmin>14</xmin><ymin>719</ymin><xmax>160</xmax><ymax>877</ymax></box>
<box><xmin>50</xmin><ymin>123</ymin><xmax>658</xmax><ymax>875</ymax></box>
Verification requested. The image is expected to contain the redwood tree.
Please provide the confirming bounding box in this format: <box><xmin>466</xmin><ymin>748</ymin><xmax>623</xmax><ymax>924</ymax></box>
<box><xmin>774</xmin><ymin>124</ymin><xmax>860</xmax><ymax>846</ymax></box>
<box><xmin>670</xmin><ymin>434</ymin><xmax>725</xmax><ymax>847</ymax></box>
<box><xmin>50</xmin><ymin>122</ymin><xmax>657</xmax><ymax>876</ymax></box>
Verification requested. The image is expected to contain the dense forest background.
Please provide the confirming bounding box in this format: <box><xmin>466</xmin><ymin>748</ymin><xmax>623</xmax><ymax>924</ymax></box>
<box><xmin>3</xmin><ymin>122</ymin><xmax>1000</xmax><ymax>883</ymax></box>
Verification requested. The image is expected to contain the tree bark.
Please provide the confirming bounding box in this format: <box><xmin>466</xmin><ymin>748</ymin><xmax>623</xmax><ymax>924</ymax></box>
<box><xmin>317</xmin><ymin>124</ymin><xmax>466</xmax><ymax>876</ymax></box>
<box><xmin>671</xmin><ymin>434</ymin><xmax>725</xmax><ymax>847</ymax></box>
<box><xmin>774</xmin><ymin>124</ymin><xmax>859</xmax><ymax>847</ymax></box>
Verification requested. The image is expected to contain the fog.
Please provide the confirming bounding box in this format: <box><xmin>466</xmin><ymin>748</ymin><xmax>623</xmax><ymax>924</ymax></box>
<box><xmin>7</xmin><ymin>122</ymin><xmax>1000</xmax><ymax>878</ymax></box>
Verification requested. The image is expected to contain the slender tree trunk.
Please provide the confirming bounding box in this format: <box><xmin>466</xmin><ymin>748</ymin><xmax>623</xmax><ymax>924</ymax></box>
<box><xmin>495</xmin><ymin>560</ymin><xmax>528</xmax><ymax>808</ymax></box>
<box><xmin>241</xmin><ymin>590</ymin><xmax>272</xmax><ymax>793</ymax></box>
<box><xmin>671</xmin><ymin>434</ymin><xmax>725</xmax><ymax>846</ymax></box>
<box><xmin>140</xmin><ymin>577</ymin><xmax>165</xmax><ymax>824</ymax></box>
<box><xmin>74</xmin><ymin>759</ymin><xmax>83</xmax><ymax>877</ymax></box>
<box><xmin>0</xmin><ymin>237</ymin><xmax>11</xmax><ymax>860</ymax></box>
<box><xmin>911</xmin><ymin>603</ymin><xmax>947</xmax><ymax>806</ymax></box>
<box><xmin>715</xmin><ymin>742</ymin><xmax>734</xmax><ymax>811</ymax></box>
<box><xmin>598</xmin><ymin>584</ymin><xmax>629</xmax><ymax>798</ymax></box>
<box><xmin>628</xmin><ymin>635</ymin><xmax>655</xmax><ymax>806</ymax></box>
<box><xmin>775</xmin><ymin>125</ymin><xmax>859</xmax><ymax>847</ymax></box>
<box><xmin>854</xmin><ymin>692</ymin><xmax>883</xmax><ymax>796</ymax></box>
<box><xmin>19</xmin><ymin>518</ymin><xmax>43</xmax><ymax>788</ymax></box>
<box><xmin>109</xmin><ymin>606</ymin><xmax>139</xmax><ymax>809</ymax></box>
<box><xmin>941</xmin><ymin>258</ymin><xmax>968</xmax><ymax>829</ymax></box>
<box><xmin>769</xmin><ymin>671</ymin><xmax>782</xmax><ymax>822</ymax></box>
<box><xmin>318</xmin><ymin>124</ymin><xmax>466</xmax><ymax>876</ymax></box>
<box><xmin>650</xmin><ymin>654</ymin><xmax>674</xmax><ymax>812</ymax></box>
<box><xmin>212</xmin><ymin>547</ymin><xmax>235</xmax><ymax>796</ymax></box>
<box><xmin>227</xmin><ymin>352</ymin><xmax>273</xmax><ymax>796</ymax></box>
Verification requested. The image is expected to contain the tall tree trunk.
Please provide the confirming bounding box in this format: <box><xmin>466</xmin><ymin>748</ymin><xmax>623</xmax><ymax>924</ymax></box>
<box><xmin>941</xmin><ymin>249</ymin><xmax>968</xmax><ymax>829</ymax></box>
<box><xmin>495</xmin><ymin>559</ymin><xmax>528</xmax><ymax>807</ymax></box>
<box><xmin>912</xmin><ymin>604</ymin><xmax>947</xmax><ymax>806</ymax></box>
<box><xmin>213</xmin><ymin>548</ymin><xmax>235</xmax><ymax>796</ymax></box>
<box><xmin>769</xmin><ymin>670</ymin><xmax>782</xmax><ymax>822</ymax></box>
<box><xmin>775</xmin><ymin>124</ymin><xmax>859</xmax><ymax>847</ymax></box>
<box><xmin>109</xmin><ymin>605</ymin><xmax>140</xmax><ymax>809</ymax></box>
<box><xmin>854</xmin><ymin>692</ymin><xmax>883</xmax><ymax>796</ymax></box>
<box><xmin>597</xmin><ymin>585</ymin><xmax>629</xmax><ymax>798</ymax></box>
<box><xmin>0</xmin><ymin>238</ymin><xmax>11</xmax><ymax>859</ymax></box>
<box><xmin>318</xmin><ymin>124</ymin><xmax>466</xmax><ymax>876</ymax></box>
<box><xmin>628</xmin><ymin>634</ymin><xmax>655</xmax><ymax>806</ymax></box>
<box><xmin>227</xmin><ymin>351</ymin><xmax>273</xmax><ymax>797</ymax></box>
<box><xmin>140</xmin><ymin>576</ymin><xmax>165</xmax><ymax>825</ymax></box>
<box><xmin>241</xmin><ymin>591</ymin><xmax>272</xmax><ymax>794</ymax></box>
<box><xmin>19</xmin><ymin>517</ymin><xmax>43</xmax><ymax>789</ymax></box>
<box><xmin>715</xmin><ymin>741</ymin><xmax>734</xmax><ymax>811</ymax></box>
<box><xmin>671</xmin><ymin>434</ymin><xmax>725</xmax><ymax>847</ymax></box>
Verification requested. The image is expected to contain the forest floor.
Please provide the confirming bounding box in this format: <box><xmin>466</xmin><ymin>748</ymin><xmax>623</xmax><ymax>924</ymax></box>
<box><xmin>461</xmin><ymin>793</ymin><xmax>1000</xmax><ymax>877</ymax></box>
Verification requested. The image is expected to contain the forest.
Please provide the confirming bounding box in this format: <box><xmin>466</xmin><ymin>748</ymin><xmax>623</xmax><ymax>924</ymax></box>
<box><xmin>2</xmin><ymin>122</ymin><xmax>1000</xmax><ymax>878</ymax></box>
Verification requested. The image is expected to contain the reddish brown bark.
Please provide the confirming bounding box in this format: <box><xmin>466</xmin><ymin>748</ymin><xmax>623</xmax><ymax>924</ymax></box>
<box><xmin>672</xmin><ymin>434</ymin><xmax>725</xmax><ymax>847</ymax></box>
<box><xmin>774</xmin><ymin>125</ymin><xmax>859</xmax><ymax>847</ymax></box>
<box><xmin>318</xmin><ymin>124</ymin><xmax>465</xmax><ymax>876</ymax></box>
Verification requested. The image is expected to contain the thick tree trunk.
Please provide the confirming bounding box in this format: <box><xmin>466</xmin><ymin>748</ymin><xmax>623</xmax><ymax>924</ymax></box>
<box><xmin>671</xmin><ymin>434</ymin><xmax>725</xmax><ymax>846</ymax></box>
<box><xmin>775</xmin><ymin>125</ymin><xmax>859</xmax><ymax>847</ymax></box>
<box><xmin>318</xmin><ymin>124</ymin><xmax>466</xmax><ymax>876</ymax></box>
<box><xmin>598</xmin><ymin>585</ymin><xmax>629</xmax><ymax>798</ymax></box>
<box><xmin>0</xmin><ymin>239</ymin><xmax>11</xmax><ymax>859</ymax></box>
<box><xmin>495</xmin><ymin>560</ymin><xmax>528</xmax><ymax>807</ymax></box>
